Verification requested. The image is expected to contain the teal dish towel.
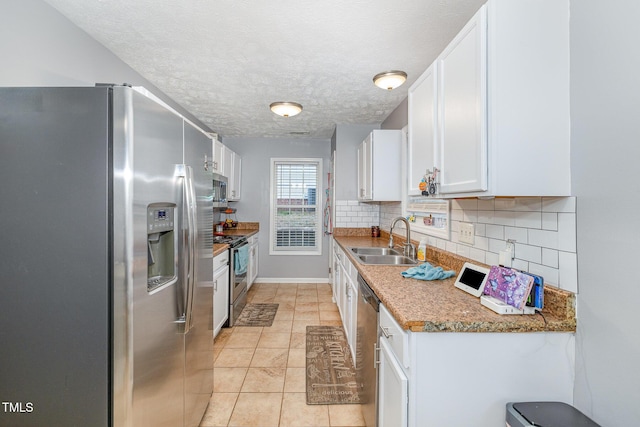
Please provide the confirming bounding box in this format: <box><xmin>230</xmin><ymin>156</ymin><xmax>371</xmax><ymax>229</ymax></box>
<box><xmin>235</xmin><ymin>245</ymin><xmax>249</xmax><ymax>275</ymax></box>
<box><xmin>401</xmin><ymin>262</ymin><xmax>455</xmax><ymax>281</ymax></box>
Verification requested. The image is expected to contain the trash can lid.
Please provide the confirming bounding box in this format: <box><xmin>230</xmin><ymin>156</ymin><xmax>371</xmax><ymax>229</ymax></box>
<box><xmin>513</xmin><ymin>402</ymin><xmax>600</xmax><ymax>427</ymax></box>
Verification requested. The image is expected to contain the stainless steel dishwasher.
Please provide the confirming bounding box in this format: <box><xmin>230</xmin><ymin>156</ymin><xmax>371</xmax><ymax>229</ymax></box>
<box><xmin>356</xmin><ymin>274</ymin><xmax>380</xmax><ymax>427</ymax></box>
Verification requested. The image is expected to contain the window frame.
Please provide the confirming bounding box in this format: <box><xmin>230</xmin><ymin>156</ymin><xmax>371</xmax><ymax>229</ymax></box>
<box><xmin>269</xmin><ymin>157</ymin><xmax>323</xmax><ymax>256</ymax></box>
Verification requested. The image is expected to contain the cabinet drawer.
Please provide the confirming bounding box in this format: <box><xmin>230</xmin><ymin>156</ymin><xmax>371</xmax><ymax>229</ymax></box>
<box><xmin>380</xmin><ymin>304</ymin><xmax>409</xmax><ymax>369</ymax></box>
<box><xmin>214</xmin><ymin>251</ymin><xmax>229</xmax><ymax>271</ymax></box>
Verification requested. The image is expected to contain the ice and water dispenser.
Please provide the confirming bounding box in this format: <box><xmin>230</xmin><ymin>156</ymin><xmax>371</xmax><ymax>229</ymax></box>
<box><xmin>147</xmin><ymin>204</ymin><xmax>177</xmax><ymax>292</ymax></box>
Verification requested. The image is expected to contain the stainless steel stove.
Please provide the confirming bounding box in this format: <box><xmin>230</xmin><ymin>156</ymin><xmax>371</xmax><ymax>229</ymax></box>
<box><xmin>214</xmin><ymin>234</ymin><xmax>248</xmax><ymax>326</ymax></box>
<box><xmin>213</xmin><ymin>234</ymin><xmax>246</xmax><ymax>247</ymax></box>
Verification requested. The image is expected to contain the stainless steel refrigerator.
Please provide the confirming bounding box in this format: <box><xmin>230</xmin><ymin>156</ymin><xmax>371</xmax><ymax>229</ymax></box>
<box><xmin>0</xmin><ymin>85</ymin><xmax>214</xmax><ymax>427</ymax></box>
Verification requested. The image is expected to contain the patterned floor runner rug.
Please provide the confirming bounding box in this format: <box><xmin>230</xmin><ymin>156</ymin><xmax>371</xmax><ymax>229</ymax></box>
<box><xmin>305</xmin><ymin>325</ymin><xmax>360</xmax><ymax>404</ymax></box>
<box><xmin>235</xmin><ymin>303</ymin><xmax>279</xmax><ymax>327</ymax></box>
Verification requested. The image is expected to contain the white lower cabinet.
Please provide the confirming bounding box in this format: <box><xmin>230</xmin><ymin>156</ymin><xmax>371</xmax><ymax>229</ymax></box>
<box><xmin>213</xmin><ymin>251</ymin><xmax>229</xmax><ymax>338</ymax></box>
<box><xmin>332</xmin><ymin>240</ymin><xmax>357</xmax><ymax>363</ymax></box>
<box><xmin>346</xmin><ymin>277</ymin><xmax>358</xmax><ymax>360</ymax></box>
<box><xmin>378</xmin><ymin>337</ymin><xmax>408</xmax><ymax>427</ymax></box>
<box><xmin>378</xmin><ymin>304</ymin><xmax>575</xmax><ymax>426</ymax></box>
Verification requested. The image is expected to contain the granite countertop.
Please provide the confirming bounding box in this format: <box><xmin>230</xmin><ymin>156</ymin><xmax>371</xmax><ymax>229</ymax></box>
<box><xmin>334</xmin><ymin>234</ymin><xmax>576</xmax><ymax>334</ymax></box>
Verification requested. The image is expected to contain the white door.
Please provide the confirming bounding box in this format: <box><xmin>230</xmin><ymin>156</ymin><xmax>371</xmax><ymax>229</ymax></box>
<box><xmin>378</xmin><ymin>337</ymin><xmax>408</xmax><ymax>427</ymax></box>
<box><xmin>437</xmin><ymin>5</ymin><xmax>487</xmax><ymax>194</ymax></box>
<box><xmin>408</xmin><ymin>63</ymin><xmax>437</xmax><ymax>196</ymax></box>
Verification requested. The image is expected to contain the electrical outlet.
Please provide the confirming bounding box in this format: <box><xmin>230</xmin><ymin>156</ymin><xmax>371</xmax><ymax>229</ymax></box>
<box><xmin>459</xmin><ymin>222</ymin><xmax>475</xmax><ymax>245</ymax></box>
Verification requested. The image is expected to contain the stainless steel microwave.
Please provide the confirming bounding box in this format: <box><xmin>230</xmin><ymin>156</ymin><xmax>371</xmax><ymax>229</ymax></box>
<box><xmin>212</xmin><ymin>173</ymin><xmax>228</xmax><ymax>208</ymax></box>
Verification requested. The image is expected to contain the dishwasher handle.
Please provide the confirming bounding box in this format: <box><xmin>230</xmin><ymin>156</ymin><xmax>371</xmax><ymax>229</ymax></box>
<box><xmin>357</xmin><ymin>274</ymin><xmax>380</xmax><ymax>311</ymax></box>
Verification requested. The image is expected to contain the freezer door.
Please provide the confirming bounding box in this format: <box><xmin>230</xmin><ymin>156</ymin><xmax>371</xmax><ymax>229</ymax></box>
<box><xmin>183</xmin><ymin>121</ymin><xmax>214</xmax><ymax>427</ymax></box>
<box><xmin>112</xmin><ymin>87</ymin><xmax>185</xmax><ymax>427</ymax></box>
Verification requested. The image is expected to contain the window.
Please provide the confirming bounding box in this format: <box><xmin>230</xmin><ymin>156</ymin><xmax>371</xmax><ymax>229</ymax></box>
<box><xmin>270</xmin><ymin>158</ymin><xmax>322</xmax><ymax>255</ymax></box>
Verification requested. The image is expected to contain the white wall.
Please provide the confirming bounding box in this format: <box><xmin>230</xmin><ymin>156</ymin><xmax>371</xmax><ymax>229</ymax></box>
<box><xmin>571</xmin><ymin>0</ymin><xmax>640</xmax><ymax>424</ymax></box>
<box><xmin>0</xmin><ymin>0</ymin><xmax>209</xmax><ymax>131</ymax></box>
<box><xmin>223</xmin><ymin>136</ymin><xmax>331</xmax><ymax>281</ymax></box>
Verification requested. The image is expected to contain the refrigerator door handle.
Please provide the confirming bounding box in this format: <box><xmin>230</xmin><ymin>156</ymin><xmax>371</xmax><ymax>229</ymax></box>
<box><xmin>183</xmin><ymin>164</ymin><xmax>198</xmax><ymax>333</ymax></box>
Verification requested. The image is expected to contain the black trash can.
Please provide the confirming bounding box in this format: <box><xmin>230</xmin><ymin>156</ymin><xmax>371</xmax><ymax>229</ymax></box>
<box><xmin>506</xmin><ymin>401</ymin><xmax>601</xmax><ymax>427</ymax></box>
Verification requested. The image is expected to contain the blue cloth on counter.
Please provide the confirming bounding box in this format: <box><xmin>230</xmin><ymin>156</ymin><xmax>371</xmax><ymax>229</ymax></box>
<box><xmin>401</xmin><ymin>262</ymin><xmax>455</xmax><ymax>281</ymax></box>
<box><xmin>235</xmin><ymin>244</ymin><xmax>249</xmax><ymax>275</ymax></box>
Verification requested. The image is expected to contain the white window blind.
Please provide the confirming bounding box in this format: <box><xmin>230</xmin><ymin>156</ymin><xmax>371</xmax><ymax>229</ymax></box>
<box><xmin>270</xmin><ymin>158</ymin><xmax>322</xmax><ymax>255</ymax></box>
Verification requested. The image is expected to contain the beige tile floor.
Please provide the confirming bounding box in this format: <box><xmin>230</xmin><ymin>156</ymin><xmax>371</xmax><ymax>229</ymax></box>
<box><xmin>199</xmin><ymin>282</ymin><xmax>366</xmax><ymax>427</ymax></box>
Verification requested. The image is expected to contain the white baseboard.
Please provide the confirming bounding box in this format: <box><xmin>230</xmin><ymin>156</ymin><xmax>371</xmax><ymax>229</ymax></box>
<box><xmin>253</xmin><ymin>276</ymin><xmax>330</xmax><ymax>284</ymax></box>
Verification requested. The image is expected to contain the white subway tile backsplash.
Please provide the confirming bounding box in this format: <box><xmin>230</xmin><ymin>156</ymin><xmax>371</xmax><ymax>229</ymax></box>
<box><xmin>492</xmin><ymin>211</ymin><xmax>516</xmax><ymax>226</ymax></box>
<box><xmin>542</xmin><ymin>248</ymin><xmax>559</xmax><ymax>268</ymax></box>
<box><xmin>477</xmin><ymin>210</ymin><xmax>495</xmax><ymax>224</ymax></box>
<box><xmin>542</xmin><ymin>212</ymin><xmax>558</xmax><ymax>231</ymax></box>
<box><xmin>488</xmin><ymin>238</ymin><xmax>506</xmax><ymax>253</ymax></box>
<box><xmin>542</xmin><ymin>197</ymin><xmax>576</xmax><ymax>213</ymax></box>
<box><xmin>528</xmin><ymin>229</ymin><xmax>559</xmax><ymax>249</ymax></box>
<box><xmin>463</xmin><ymin>210</ymin><xmax>479</xmax><ymax>223</ymax></box>
<box><xmin>512</xmin><ymin>259</ymin><xmax>530</xmax><ymax>272</ymax></box>
<box><xmin>558</xmin><ymin>213</ymin><xmax>577</xmax><ymax>252</ymax></box>
<box><xmin>514</xmin><ymin>212</ymin><xmax>542</xmax><ymax>229</ymax></box>
<box><xmin>477</xmin><ymin>199</ymin><xmax>495</xmax><ymax>210</ymax></box>
<box><xmin>515</xmin><ymin>243</ymin><xmax>542</xmax><ymax>263</ymax></box>
<box><xmin>486</xmin><ymin>224</ymin><xmax>505</xmax><ymax>240</ymax></box>
<box><xmin>514</xmin><ymin>197</ymin><xmax>543</xmax><ymax>212</ymax></box>
<box><xmin>495</xmin><ymin>198</ymin><xmax>517</xmax><ymax>211</ymax></box>
<box><xmin>454</xmin><ymin>198</ymin><xmax>478</xmax><ymax>210</ymax></box>
<box><xmin>468</xmin><ymin>248</ymin><xmax>486</xmax><ymax>264</ymax></box>
<box><xmin>528</xmin><ymin>263</ymin><xmax>559</xmax><ymax>288</ymax></box>
<box><xmin>504</xmin><ymin>226</ymin><xmax>528</xmax><ymax>244</ymax></box>
<box><xmin>485</xmin><ymin>251</ymin><xmax>500</xmax><ymax>266</ymax></box>
<box><xmin>374</xmin><ymin>197</ymin><xmax>577</xmax><ymax>289</ymax></box>
<box><xmin>558</xmin><ymin>251</ymin><xmax>578</xmax><ymax>293</ymax></box>
<box><xmin>474</xmin><ymin>236</ymin><xmax>489</xmax><ymax>251</ymax></box>
<box><xmin>451</xmin><ymin>209</ymin><xmax>464</xmax><ymax>222</ymax></box>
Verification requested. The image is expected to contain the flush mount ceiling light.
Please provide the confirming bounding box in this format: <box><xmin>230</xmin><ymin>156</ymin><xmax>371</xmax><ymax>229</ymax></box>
<box><xmin>270</xmin><ymin>102</ymin><xmax>303</xmax><ymax>117</ymax></box>
<box><xmin>373</xmin><ymin>70</ymin><xmax>408</xmax><ymax>90</ymax></box>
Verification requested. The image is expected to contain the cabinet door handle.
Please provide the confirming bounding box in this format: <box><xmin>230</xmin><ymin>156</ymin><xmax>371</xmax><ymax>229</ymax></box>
<box><xmin>214</xmin><ymin>279</ymin><xmax>217</xmax><ymax>292</ymax></box>
<box><xmin>374</xmin><ymin>343</ymin><xmax>381</xmax><ymax>367</ymax></box>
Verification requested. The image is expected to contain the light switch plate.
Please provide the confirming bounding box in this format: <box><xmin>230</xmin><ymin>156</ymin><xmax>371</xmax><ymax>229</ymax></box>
<box><xmin>459</xmin><ymin>222</ymin><xmax>475</xmax><ymax>245</ymax></box>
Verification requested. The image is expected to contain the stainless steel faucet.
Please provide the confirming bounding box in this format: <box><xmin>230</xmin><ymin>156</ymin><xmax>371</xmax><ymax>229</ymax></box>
<box><xmin>389</xmin><ymin>216</ymin><xmax>416</xmax><ymax>260</ymax></box>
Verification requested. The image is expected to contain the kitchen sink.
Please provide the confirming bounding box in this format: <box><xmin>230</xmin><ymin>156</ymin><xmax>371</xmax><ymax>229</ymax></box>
<box><xmin>356</xmin><ymin>254</ymin><xmax>417</xmax><ymax>266</ymax></box>
<box><xmin>349</xmin><ymin>247</ymin><xmax>403</xmax><ymax>256</ymax></box>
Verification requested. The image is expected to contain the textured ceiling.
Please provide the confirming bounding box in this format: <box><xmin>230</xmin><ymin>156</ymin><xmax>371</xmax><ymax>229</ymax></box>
<box><xmin>44</xmin><ymin>0</ymin><xmax>485</xmax><ymax>139</ymax></box>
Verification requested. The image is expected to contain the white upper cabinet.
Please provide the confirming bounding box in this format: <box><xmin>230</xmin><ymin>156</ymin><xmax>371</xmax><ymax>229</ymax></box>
<box><xmin>228</xmin><ymin>151</ymin><xmax>242</xmax><ymax>201</ymax></box>
<box><xmin>438</xmin><ymin>6</ymin><xmax>488</xmax><ymax>195</ymax></box>
<box><xmin>211</xmin><ymin>138</ymin><xmax>224</xmax><ymax>174</ymax></box>
<box><xmin>357</xmin><ymin>130</ymin><xmax>402</xmax><ymax>202</ymax></box>
<box><xmin>409</xmin><ymin>0</ymin><xmax>570</xmax><ymax>198</ymax></box>
<box><xmin>407</xmin><ymin>63</ymin><xmax>438</xmax><ymax>196</ymax></box>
